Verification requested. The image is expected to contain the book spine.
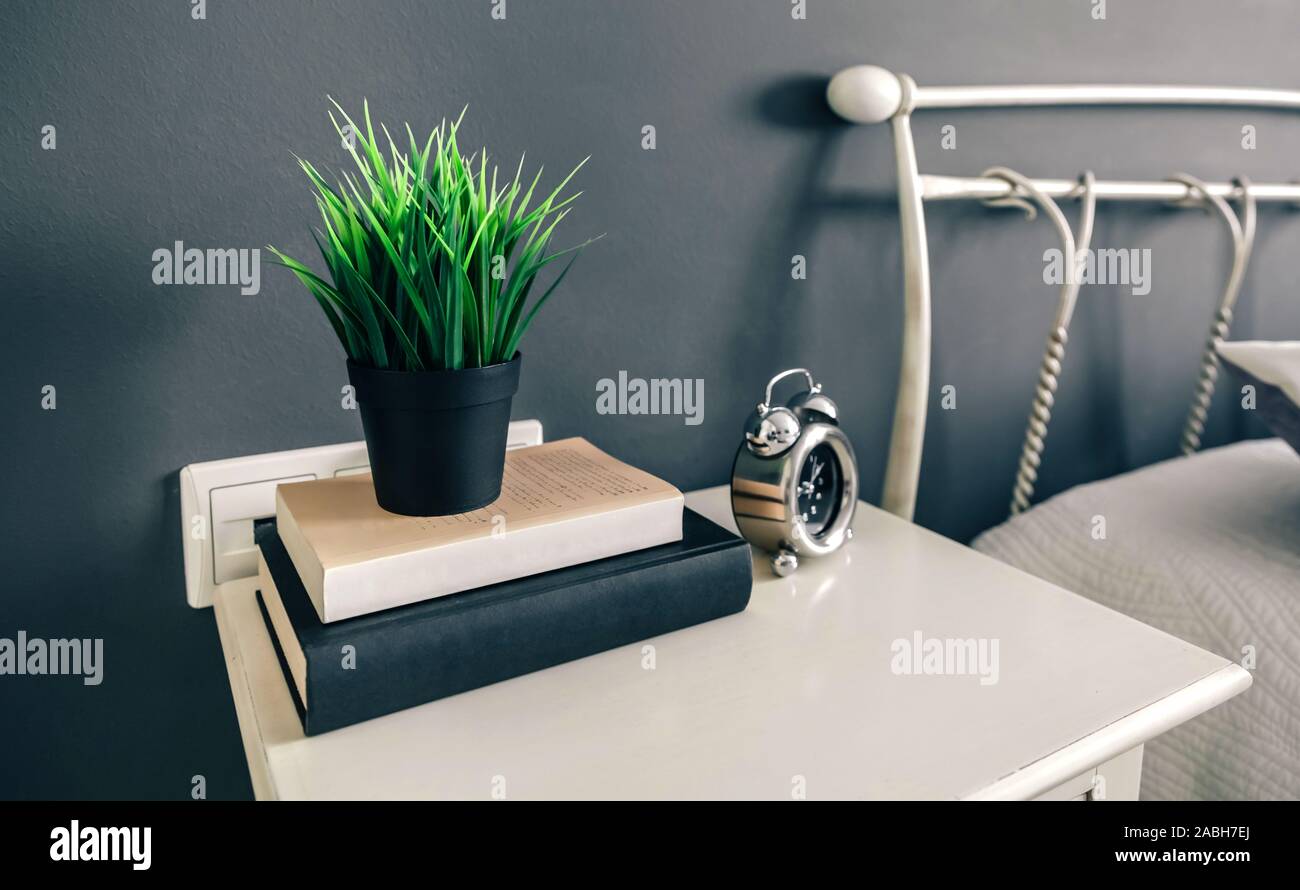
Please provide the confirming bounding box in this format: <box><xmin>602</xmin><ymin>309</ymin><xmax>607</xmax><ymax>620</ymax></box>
<box><xmin>302</xmin><ymin>543</ymin><xmax>753</xmax><ymax>735</ymax></box>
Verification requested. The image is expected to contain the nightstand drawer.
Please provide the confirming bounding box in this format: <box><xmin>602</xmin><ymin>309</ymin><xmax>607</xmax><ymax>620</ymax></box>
<box><xmin>1031</xmin><ymin>745</ymin><xmax>1145</xmax><ymax>801</ymax></box>
<box><xmin>1033</xmin><ymin>769</ymin><xmax>1096</xmax><ymax>801</ymax></box>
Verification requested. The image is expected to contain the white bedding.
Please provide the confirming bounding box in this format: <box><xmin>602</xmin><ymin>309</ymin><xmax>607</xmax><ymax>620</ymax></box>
<box><xmin>973</xmin><ymin>439</ymin><xmax>1300</xmax><ymax>800</ymax></box>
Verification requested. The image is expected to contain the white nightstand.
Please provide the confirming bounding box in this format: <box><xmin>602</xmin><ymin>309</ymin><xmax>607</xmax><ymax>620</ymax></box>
<box><xmin>211</xmin><ymin>486</ymin><xmax>1250</xmax><ymax>800</ymax></box>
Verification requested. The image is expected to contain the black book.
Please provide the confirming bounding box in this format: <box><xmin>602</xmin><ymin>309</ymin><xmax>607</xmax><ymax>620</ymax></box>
<box><xmin>255</xmin><ymin>509</ymin><xmax>753</xmax><ymax>735</ymax></box>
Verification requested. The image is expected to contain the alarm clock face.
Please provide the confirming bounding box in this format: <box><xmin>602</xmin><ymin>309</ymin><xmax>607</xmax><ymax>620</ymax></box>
<box><xmin>731</xmin><ymin>420</ymin><xmax>858</xmax><ymax>561</ymax></box>
<box><xmin>797</xmin><ymin>442</ymin><xmax>841</xmax><ymax>537</ymax></box>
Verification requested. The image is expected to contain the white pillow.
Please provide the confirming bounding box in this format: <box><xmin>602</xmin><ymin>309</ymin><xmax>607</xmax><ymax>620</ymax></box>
<box><xmin>1216</xmin><ymin>340</ymin><xmax>1300</xmax><ymax>454</ymax></box>
<box><xmin>1218</xmin><ymin>341</ymin><xmax>1300</xmax><ymax>403</ymax></box>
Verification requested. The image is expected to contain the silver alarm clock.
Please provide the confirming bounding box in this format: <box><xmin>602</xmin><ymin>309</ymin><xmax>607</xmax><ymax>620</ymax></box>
<box><xmin>730</xmin><ymin>368</ymin><xmax>859</xmax><ymax>577</ymax></box>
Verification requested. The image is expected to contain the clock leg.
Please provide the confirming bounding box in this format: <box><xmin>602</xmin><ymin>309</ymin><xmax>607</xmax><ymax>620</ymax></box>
<box><xmin>770</xmin><ymin>548</ymin><xmax>799</xmax><ymax>577</ymax></box>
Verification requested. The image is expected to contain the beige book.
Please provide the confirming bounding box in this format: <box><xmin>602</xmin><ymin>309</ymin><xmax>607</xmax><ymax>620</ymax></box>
<box><xmin>275</xmin><ymin>437</ymin><xmax>684</xmax><ymax>623</ymax></box>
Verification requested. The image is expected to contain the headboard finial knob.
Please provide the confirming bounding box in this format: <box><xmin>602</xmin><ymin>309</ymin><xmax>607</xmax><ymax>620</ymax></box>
<box><xmin>827</xmin><ymin>65</ymin><xmax>903</xmax><ymax>124</ymax></box>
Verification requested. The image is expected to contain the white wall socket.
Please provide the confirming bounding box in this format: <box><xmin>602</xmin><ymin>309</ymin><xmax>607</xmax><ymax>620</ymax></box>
<box><xmin>179</xmin><ymin>419</ymin><xmax>544</xmax><ymax>609</ymax></box>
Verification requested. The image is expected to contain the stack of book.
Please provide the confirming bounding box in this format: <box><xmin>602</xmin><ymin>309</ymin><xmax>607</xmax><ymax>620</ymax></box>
<box><xmin>256</xmin><ymin>437</ymin><xmax>753</xmax><ymax>735</ymax></box>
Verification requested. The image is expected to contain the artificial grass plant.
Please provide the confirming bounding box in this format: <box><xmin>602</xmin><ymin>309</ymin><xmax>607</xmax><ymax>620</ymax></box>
<box><xmin>270</xmin><ymin>100</ymin><xmax>596</xmax><ymax>371</ymax></box>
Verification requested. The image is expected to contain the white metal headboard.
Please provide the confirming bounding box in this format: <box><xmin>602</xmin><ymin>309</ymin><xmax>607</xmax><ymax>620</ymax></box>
<box><xmin>826</xmin><ymin>65</ymin><xmax>1300</xmax><ymax>522</ymax></box>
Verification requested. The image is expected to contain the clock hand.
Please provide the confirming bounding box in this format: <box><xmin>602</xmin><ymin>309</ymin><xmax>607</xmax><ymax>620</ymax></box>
<box><xmin>798</xmin><ymin>461</ymin><xmax>824</xmax><ymax>499</ymax></box>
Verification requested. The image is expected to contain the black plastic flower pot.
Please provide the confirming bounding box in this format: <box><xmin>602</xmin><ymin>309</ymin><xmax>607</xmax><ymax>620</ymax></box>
<box><xmin>346</xmin><ymin>354</ymin><xmax>522</xmax><ymax>516</ymax></box>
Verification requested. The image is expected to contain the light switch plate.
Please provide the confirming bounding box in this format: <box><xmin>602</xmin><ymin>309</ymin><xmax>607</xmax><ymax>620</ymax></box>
<box><xmin>179</xmin><ymin>419</ymin><xmax>543</xmax><ymax>608</ymax></box>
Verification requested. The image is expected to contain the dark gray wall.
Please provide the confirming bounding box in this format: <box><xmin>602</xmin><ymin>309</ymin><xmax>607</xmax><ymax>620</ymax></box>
<box><xmin>3</xmin><ymin>0</ymin><xmax>1298</xmax><ymax>798</ymax></box>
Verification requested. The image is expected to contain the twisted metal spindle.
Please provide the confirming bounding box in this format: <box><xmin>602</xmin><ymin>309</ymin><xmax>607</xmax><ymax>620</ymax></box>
<box><xmin>981</xmin><ymin>169</ymin><xmax>1097</xmax><ymax>517</ymax></box>
<box><xmin>1170</xmin><ymin>175</ymin><xmax>1256</xmax><ymax>455</ymax></box>
<box><xmin>1181</xmin><ymin>306</ymin><xmax>1233</xmax><ymax>453</ymax></box>
<box><xmin>1012</xmin><ymin>325</ymin><xmax>1069</xmax><ymax>513</ymax></box>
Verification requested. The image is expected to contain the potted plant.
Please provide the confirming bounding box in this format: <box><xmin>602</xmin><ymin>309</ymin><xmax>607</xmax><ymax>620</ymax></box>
<box><xmin>271</xmin><ymin>102</ymin><xmax>595</xmax><ymax>516</ymax></box>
